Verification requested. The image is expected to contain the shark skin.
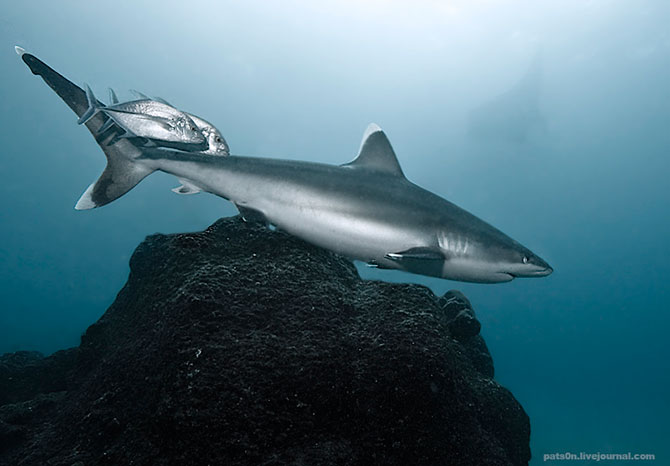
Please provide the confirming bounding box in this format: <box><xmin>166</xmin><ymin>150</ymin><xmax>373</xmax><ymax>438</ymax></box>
<box><xmin>17</xmin><ymin>48</ymin><xmax>552</xmax><ymax>284</ymax></box>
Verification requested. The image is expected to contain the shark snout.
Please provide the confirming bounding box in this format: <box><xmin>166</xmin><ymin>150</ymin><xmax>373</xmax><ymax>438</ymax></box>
<box><xmin>534</xmin><ymin>256</ymin><xmax>553</xmax><ymax>276</ymax></box>
<box><xmin>525</xmin><ymin>265</ymin><xmax>553</xmax><ymax>277</ymax></box>
<box><xmin>503</xmin><ymin>254</ymin><xmax>553</xmax><ymax>279</ymax></box>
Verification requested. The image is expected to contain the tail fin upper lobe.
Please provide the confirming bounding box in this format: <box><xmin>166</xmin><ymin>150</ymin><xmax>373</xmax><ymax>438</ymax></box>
<box><xmin>18</xmin><ymin>48</ymin><xmax>155</xmax><ymax>209</ymax></box>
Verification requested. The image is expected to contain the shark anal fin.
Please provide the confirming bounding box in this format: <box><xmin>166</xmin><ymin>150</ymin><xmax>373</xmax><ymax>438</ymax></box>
<box><xmin>384</xmin><ymin>247</ymin><xmax>446</xmax><ymax>278</ymax></box>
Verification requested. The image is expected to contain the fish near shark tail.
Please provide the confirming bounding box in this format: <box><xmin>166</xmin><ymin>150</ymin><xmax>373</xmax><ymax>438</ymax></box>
<box><xmin>15</xmin><ymin>49</ymin><xmax>154</xmax><ymax>210</ymax></box>
<box><xmin>77</xmin><ymin>83</ymin><xmax>103</xmax><ymax>125</ymax></box>
<box><xmin>73</xmin><ymin>82</ymin><xmax>156</xmax><ymax>210</ymax></box>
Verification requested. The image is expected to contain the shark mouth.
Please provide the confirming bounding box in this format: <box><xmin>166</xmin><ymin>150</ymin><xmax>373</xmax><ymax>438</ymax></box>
<box><xmin>505</xmin><ymin>266</ymin><xmax>553</xmax><ymax>279</ymax></box>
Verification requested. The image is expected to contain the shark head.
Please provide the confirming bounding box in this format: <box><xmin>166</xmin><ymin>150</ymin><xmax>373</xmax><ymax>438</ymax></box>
<box><xmin>496</xmin><ymin>247</ymin><xmax>553</xmax><ymax>280</ymax></box>
<box><xmin>477</xmin><ymin>241</ymin><xmax>553</xmax><ymax>283</ymax></box>
<box><xmin>436</xmin><ymin>216</ymin><xmax>553</xmax><ymax>283</ymax></box>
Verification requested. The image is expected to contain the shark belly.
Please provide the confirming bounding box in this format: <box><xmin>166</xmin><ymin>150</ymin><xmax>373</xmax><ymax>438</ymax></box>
<box><xmin>163</xmin><ymin>157</ymin><xmax>439</xmax><ymax>266</ymax></box>
<box><xmin>262</xmin><ymin>198</ymin><xmax>418</xmax><ymax>264</ymax></box>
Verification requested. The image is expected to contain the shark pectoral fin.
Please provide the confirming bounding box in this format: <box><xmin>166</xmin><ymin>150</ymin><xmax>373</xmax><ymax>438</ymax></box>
<box><xmin>234</xmin><ymin>203</ymin><xmax>267</xmax><ymax>224</ymax></box>
<box><xmin>385</xmin><ymin>247</ymin><xmax>445</xmax><ymax>261</ymax></box>
<box><xmin>384</xmin><ymin>247</ymin><xmax>446</xmax><ymax>278</ymax></box>
<box><xmin>171</xmin><ymin>179</ymin><xmax>202</xmax><ymax>195</ymax></box>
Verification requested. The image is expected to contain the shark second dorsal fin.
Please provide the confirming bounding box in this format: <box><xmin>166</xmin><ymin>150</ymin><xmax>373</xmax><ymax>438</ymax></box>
<box><xmin>343</xmin><ymin>123</ymin><xmax>405</xmax><ymax>177</ymax></box>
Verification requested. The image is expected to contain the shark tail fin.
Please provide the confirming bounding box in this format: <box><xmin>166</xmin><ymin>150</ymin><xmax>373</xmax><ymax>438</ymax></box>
<box><xmin>75</xmin><ymin>152</ymin><xmax>154</xmax><ymax>210</ymax></box>
<box><xmin>77</xmin><ymin>83</ymin><xmax>103</xmax><ymax>125</ymax></box>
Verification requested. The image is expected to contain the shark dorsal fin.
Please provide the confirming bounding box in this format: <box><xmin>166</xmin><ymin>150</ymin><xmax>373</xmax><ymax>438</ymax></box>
<box><xmin>343</xmin><ymin>123</ymin><xmax>405</xmax><ymax>177</ymax></box>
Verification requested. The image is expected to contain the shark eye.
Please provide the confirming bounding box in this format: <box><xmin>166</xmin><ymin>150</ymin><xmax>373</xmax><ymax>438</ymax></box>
<box><xmin>190</xmin><ymin>126</ymin><xmax>197</xmax><ymax>131</ymax></box>
<box><xmin>215</xmin><ymin>136</ymin><xmax>222</xmax><ymax>142</ymax></box>
<box><xmin>522</xmin><ymin>256</ymin><xmax>529</xmax><ymax>264</ymax></box>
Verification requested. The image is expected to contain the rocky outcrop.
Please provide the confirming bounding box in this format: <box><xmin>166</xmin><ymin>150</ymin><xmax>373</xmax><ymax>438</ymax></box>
<box><xmin>0</xmin><ymin>216</ymin><xmax>530</xmax><ymax>465</ymax></box>
<box><xmin>0</xmin><ymin>350</ymin><xmax>77</xmax><ymax>407</ymax></box>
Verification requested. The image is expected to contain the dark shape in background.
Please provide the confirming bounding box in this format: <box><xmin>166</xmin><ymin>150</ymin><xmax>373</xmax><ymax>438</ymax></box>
<box><xmin>0</xmin><ymin>217</ymin><xmax>531</xmax><ymax>466</ymax></box>
<box><xmin>468</xmin><ymin>54</ymin><xmax>545</xmax><ymax>144</ymax></box>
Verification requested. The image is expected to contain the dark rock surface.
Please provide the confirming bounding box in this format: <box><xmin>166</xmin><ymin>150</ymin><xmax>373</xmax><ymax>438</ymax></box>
<box><xmin>0</xmin><ymin>216</ymin><xmax>531</xmax><ymax>465</ymax></box>
<box><xmin>0</xmin><ymin>349</ymin><xmax>77</xmax><ymax>407</ymax></box>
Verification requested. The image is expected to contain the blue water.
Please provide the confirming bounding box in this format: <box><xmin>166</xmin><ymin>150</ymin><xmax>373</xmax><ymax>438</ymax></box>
<box><xmin>1</xmin><ymin>1</ymin><xmax>668</xmax><ymax>463</ymax></box>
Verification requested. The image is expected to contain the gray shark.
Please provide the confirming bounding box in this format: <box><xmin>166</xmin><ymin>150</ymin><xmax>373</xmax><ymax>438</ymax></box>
<box><xmin>17</xmin><ymin>48</ymin><xmax>552</xmax><ymax>283</ymax></box>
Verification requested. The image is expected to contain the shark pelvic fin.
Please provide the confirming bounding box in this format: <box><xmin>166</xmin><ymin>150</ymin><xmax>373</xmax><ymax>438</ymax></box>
<box><xmin>172</xmin><ymin>179</ymin><xmax>202</xmax><ymax>195</ymax></box>
<box><xmin>342</xmin><ymin>123</ymin><xmax>405</xmax><ymax>177</ymax></box>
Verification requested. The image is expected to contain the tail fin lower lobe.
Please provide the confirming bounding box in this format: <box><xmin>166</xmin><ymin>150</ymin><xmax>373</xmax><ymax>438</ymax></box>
<box><xmin>20</xmin><ymin>51</ymin><xmax>155</xmax><ymax>209</ymax></box>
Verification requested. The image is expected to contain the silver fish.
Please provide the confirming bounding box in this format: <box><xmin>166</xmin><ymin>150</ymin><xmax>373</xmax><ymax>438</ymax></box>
<box><xmin>78</xmin><ymin>85</ymin><xmax>207</xmax><ymax>151</ymax></box>
<box><xmin>126</xmin><ymin>90</ymin><xmax>228</xmax><ymax>156</ymax></box>
<box><xmin>186</xmin><ymin>114</ymin><xmax>229</xmax><ymax>156</ymax></box>
<box><xmin>171</xmin><ymin>113</ymin><xmax>230</xmax><ymax>194</ymax></box>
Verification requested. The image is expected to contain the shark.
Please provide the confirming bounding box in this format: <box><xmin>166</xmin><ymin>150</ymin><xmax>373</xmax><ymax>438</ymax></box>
<box><xmin>17</xmin><ymin>47</ymin><xmax>552</xmax><ymax>283</ymax></box>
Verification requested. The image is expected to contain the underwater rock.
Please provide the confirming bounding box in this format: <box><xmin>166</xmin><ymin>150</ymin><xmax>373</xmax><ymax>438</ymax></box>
<box><xmin>0</xmin><ymin>349</ymin><xmax>77</xmax><ymax>407</ymax></box>
<box><xmin>0</xmin><ymin>216</ymin><xmax>530</xmax><ymax>465</ymax></box>
<box><xmin>437</xmin><ymin>289</ymin><xmax>482</xmax><ymax>339</ymax></box>
<box><xmin>436</xmin><ymin>290</ymin><xmax>493</xmax><ymax>378</ymax></box>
